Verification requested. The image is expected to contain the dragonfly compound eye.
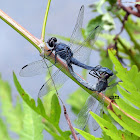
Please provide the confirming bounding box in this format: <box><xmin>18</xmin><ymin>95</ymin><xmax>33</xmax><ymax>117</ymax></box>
<box><xmin>52</xmin><ymin>37</ymin><xmax>57</xmax><ymax>42</ymax></box>
<box><xmin>47</xmin><ymin>38</ymin><xmax>56</xmax><ymax>47</ymax></box>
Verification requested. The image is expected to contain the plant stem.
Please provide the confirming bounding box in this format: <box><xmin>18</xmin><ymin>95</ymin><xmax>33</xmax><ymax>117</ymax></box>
<box><xmin>41</xmin><ymin>0</ymin><xmax>52</xmax><ymax>41</ymax></box>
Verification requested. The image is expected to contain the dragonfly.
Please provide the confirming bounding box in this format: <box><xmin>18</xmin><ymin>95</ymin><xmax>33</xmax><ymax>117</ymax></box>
<box><xmin>20</xmin><ymin>5</ymin><xmax>108</xmax><ymax>97</ymax></box>
<box><xmin>75</xmin><ymin>69</ymin><xmax>117</xmax><ymax>131</ymax></box>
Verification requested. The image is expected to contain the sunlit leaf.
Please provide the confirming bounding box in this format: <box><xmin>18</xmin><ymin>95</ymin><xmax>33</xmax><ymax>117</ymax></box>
<box><xmin>0</xmin><ymin>77</ymin><xmax>22</xmax><ymax>133</ymax></box>
<box><xmin>0</xmin><ymin>118</ymin><xmax>11</xmax><ymax>140</ymax></box>
<box><xmin>20</xmin><ymin>102</ymin><xmax>44</xmax><ymax>140</ymax></box>
<box><xmin>13</xmin><ymin>72</ymin><xmax>70</xmax><ymax>139</ymax></box>
<box><xmin>50</xmin><ymin>94</ymin><xmax>61</xmax><ymax>124</ymax></box>
<box><xmin>74</xmin><ymin>128</ymin><xmax>97</xmax><ymax>140</ymax></box>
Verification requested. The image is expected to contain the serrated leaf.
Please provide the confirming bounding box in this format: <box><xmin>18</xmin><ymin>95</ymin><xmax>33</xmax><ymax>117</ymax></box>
<box><xmin>90</xmin><ymin>111</ymin><xmax>122</xmax><ymax>140</ymax></box>
<box><xmin>13</xmin><ymin>72</ymin><xmax>49</xmax><ymax>119</ymax></box>
<box><xmin>74</xmin><ymin>128</ymin><xmax>97</xmax><ymax>140</ymax></box>
<box><xmin>0</xmin><ymin>77</ymin><xmax>22</xmax><ymax>133</ymax></box>
<box><xmin>115</xmin><ymin>93</ymin><xmax>140</xmax><ymax>121</ymax></box>
<box><xmin>109</xmin><ymin>50</ymin><xmax>140</xmax><ymax>107</ymax></box>
<box><xmin>20</xmin><ymin>101</ymin><xmax>44</xmax><ymax>140</ymax></box>
<box><xmin>117</xmin><ymin>86</ymin><xmax>140</xmax><ymax>110</ymax></box>
<box><xmin>90</xmin><ymin>111</ymin><xmax>138</xmax><ymax>140</ymax></box>
<box><xmin>0</xmin><ymin>118</ymin><xmax>11</xmax><ymax>140</ymax></box>
<box><xmin>13</xmin><ymin>72</ymin><xmax>69</xmax><ymax>139</ymax></box>
<box><xmin>44</xmin><ymin>126</ymin><xmax>71</xmax><ymax>140</ymax></box>
<box><xmin>50</xmin><ymin>94</ymin><xmax>61</xmax><ymax>124</ymax></box>
<box><xmin>108</xmin><ymin>104</ymin><xmax>140</xmax><ymax>137</ymax></box>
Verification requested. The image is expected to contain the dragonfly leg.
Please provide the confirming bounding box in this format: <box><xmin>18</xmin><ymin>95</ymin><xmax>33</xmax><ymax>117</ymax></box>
<box><xmin>47</xmin><ymin>49</ymin><xmax>54</xmax><ymax>56</ymax></box>
<box><xmin>54</xmin><ymin>52</ymin><xmax>58</xmax><ymax>64</ymax></box>
<box><xmin>89</xmin><ymin>70</ymin><xmax>101</xmax><ymax>79</ymax></box>
<box><xmin>47</xmin><ymin>52</ymin><xmax>58</xmax><ymax>68</ymax></box>
<box><xmin>89</xmin><ymin>73</ymin><xmax>99</xmax><ymax>79</ymax></box>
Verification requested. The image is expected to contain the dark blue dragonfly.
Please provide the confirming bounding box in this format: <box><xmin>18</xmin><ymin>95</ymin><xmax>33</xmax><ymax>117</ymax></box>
<box><xmin>75</xmin><ymin>70</ymin><xmax>117</xmax><ymax>131</ymax></box>
<box><xmin>19</xmin><ymin>5</ymin><xmax>111</xmax><ymax>98</ymax></box>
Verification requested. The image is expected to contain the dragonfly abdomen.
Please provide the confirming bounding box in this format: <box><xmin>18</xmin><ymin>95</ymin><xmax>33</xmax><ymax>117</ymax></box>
<box><xmin>70</xmin><ymin>57</ymin><xmax>94</xmax><ymax>70</ymax></box>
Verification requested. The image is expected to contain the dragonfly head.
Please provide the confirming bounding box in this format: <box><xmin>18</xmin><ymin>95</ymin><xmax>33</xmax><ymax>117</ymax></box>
<box><xmin>47</xmin><ymin>37</ymin><xmax>57</xmax><ymax>48</ymax></box>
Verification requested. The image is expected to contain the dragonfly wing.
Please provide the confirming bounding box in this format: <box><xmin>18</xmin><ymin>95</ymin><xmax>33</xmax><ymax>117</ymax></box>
<box><xmin>73</xmin><ymin>25</ymin><xmax>102</xmax><ymax>63</ymax></box>
<box><xmin>19</xmin><ymin>59</ymin><xmax>52</xmax><ymax>77</ymax></box>
<box><xmin>68</xmin><ymin>5</ymin><xmax>84</xmax><ymax>51</ymax></box>
<box><xmin>38</xmin><ymin>68</ymin><xmax>69</xmax><ymax>97</ymax></box>
<box><xmin>92</xmin><ymin>101</ymin><xmax>102</xmax><ymax>131</ymax></box>
<box><xmin>75</xmin><ymin>96</ymin><xmax>97</xmax><ymax>130</ymax></box>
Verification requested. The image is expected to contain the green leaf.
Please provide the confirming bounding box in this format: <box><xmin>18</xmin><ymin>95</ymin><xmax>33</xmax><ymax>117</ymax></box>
<box><xmin>114</xmin><ymin>93</ymin><xmax>140</xmax><ymax>121</ymax></box>
<box><xmin>96</xmin><ymin>0</ymin><xmax>106</xmax><ymax>14</ymax></box>
<box><xmin>86</xmin><ymin>15</ymin><xmax>103</xmax><ymax>36</ymax></box>
<box><xmin>90</xmin><ymin>111</ymin><xmax>122</xmax><ymax>140</ymax></box>
<box><xmin>50</xmin><ymin>94</ymin><xmax>61</xmax><ymax>124</ymax></box>
<box><xmin>109</xmin><ymin>50</ymin><xmax>140</xmax><ymax>107</ymax></box>
<box><xmin>0</xmin><ymin>118</ymin><xmax>11</xmax><ymax>140</ymax></box>
<box><xmin>74</xmin><ymin>128</ymin><xmax>97</xmax><ymax>140</ymax></box>
<box><xmin>20</xmin><ymin>101</ymin><xmax>44</xmax><ymax>140</ymax></box>
<box><xmin>107</xmin><ymin>0</ymin><xmax>117</xmax><ymax>5</ymax></box>
<box><xmin>102</xmin><ymin>13</ymin><xmax>115</xmax><ymax>31</ymax></box>
<box><xmin>108</xmin><ymin>104</ymin><xmax>140</xmax><ymax>137</ymax></box>
<box><xmin>118</xmin><ymin>85</ymin><xmax>140</xmax><ymax>110</ymax></box>
<box><xmin>108</xmin><ymin>50</ymin><xmax>140</xmax><ymax>137</ymax></box>
<box><xmin>13</xmin><ymin>72</ymin><xmax>69</xmax><ymax>139</ymax></box>
<box><xmin>13</xmin><ymin>72</ymin><xmax>49</xmax><ymax>119</ymax></box>
<box><xmin>0</xmin><ymin>77</ymin><xmax>22</xmax><ymax>133</ymax></box>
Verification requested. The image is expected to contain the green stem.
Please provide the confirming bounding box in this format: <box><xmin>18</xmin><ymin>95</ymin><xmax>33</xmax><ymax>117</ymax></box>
<box><xmin>118</xmin><ymin>37</ymin><xmax>140</xmax><ymax>70</ymax></box>
<box><xmin>41</xmin><ymin>0</ymin><xmax>52</xmax><ymax>41</ymax></box>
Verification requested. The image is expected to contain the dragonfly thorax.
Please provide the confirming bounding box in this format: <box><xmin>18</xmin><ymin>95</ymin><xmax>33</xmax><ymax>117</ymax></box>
<box><xmin>47</xmin><ymin>37</ymin><xmax>57</xmax><ymax>48</ymax></box>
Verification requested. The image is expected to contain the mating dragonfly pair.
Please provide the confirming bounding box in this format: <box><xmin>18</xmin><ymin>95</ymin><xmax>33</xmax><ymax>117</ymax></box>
<box><xmin>20</xmin><ymin>5</ymin><xmax>115</xmax><ymax>131</ymax></box>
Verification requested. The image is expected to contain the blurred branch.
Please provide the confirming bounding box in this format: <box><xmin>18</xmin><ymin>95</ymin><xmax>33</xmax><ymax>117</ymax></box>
<box><xmin>118</xmin><ymin>0</ymin><xmax>140</xmax><ymax>17</ymax></box>
<box><xmin>117</xmin><ymin>15</ymin><xmax>140</xmax><ymax>52</ymax></box>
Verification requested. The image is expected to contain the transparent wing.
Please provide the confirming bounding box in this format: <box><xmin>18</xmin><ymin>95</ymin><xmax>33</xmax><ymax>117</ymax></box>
<box><xmin>92</xmin><ymin>101</ymin><xmax>102</xmax><ymax>131</ymax></box>
<box><xmin>38</xmin><ymin>67</ymin><xmax>69</xmax><ymax>97</ymax></box>
<box><xmin>75</xmin><ymin>96</ymin><xmax>97</xmax><ymax>130</ymax></box>
<box><xmin>108</xmin><ymin>75</ymin><xmax>117</xmax><ymax>83</ymax></box>
<box><xmin>19</xmin><ymin>59</ymin><xmax>53</xmax><ymax>77</ymax></box>
<box><xmin>68</xmin><ymin>5</ymin><xmax>84</xmax><ymax>51</ymax></box>
<box><xmin>73</xmin><ymin>25</ymin><xmax>102</xmax><ymax>63</ymax></box>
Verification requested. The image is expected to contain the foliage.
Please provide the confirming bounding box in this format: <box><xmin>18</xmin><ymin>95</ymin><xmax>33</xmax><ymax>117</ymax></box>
<box><xmin>1</xmin><ymin>0</ymin><xmax>140</xmax><ymax>140</ymax></box>
<box><xmin>0</xmin><ymin>74</ymin><xmax>71</xmax><ymax>140</ymax></box>
<box><xmin>75</xmin><ymin>50</ymin><xmax>140</xmax><ymax>139</ymax></box>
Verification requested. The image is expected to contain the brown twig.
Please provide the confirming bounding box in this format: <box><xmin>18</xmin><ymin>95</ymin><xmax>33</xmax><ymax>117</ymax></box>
<box><xmin>114</xmin><ymin>11</ymin><xmax>130</xmax><ymax>41</ymax></box>
<box><xmin>118</xmin><ymin>0</ymin><xmax>140</xmax><ymax>17</ymax></box>
<box><xmin>61</xmin><ymin>100</ymin><xmax>78</xmax><ymax>140</ymax></box>
<box><xmin>44</xmin><ymin>60</ymin><xmax>79</xmax><ymax>140</ymax></box>
<box><xmin>109</xmin><ymin>11</ymin><xmax>130</xmax><ymax>66</ymax></box>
